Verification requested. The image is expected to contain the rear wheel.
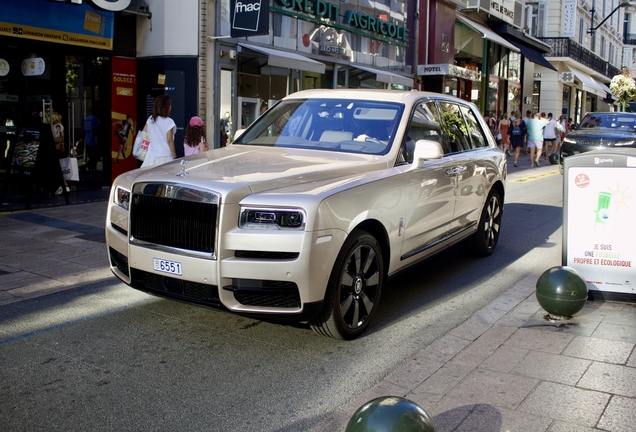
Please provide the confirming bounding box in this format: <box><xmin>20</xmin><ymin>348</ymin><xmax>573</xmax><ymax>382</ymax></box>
<box><xmin>468</xmin><ymin>190</ymin><xmax>502</xmax><ymax>256</ymax></box>
<box><xmin>310</xmin><ymin>230</ymin><xmax>383</xmax><ymax>340</ymax></box>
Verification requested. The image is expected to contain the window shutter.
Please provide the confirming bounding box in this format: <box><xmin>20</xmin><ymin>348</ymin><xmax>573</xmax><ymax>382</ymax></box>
<box><xmin>537</xmin><ymin>3</ymin><xmax>547</xmax><ymax>37</ymax></box>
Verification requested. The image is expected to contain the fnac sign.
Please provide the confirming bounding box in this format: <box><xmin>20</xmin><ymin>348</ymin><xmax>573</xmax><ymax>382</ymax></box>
<box><xmin>50</xmin><ymin>0</ymin><xmax>132</xmax><ymax>12</ymax></box>
<box><xmin>230</xmin><ymin>0</ymin><xmax>269</xmax><ymax>37</ymax></box>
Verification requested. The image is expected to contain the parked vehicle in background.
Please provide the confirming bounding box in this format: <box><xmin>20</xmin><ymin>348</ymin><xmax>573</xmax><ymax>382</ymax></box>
<box><xmin>106</xmin><ymin>89</ymin><xmax>507</xmax><ymax>340</ymax></box>
<box><xmin>561</xmin><ymin>112</ymin><xmax>636</xmax><ymax>159</ymax></box>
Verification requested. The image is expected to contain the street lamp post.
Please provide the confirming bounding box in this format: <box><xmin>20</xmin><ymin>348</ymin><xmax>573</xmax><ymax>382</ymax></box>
<box><xmin>588</xmin><ymin>1</ymin><xmax>633</xmax><ymax>34</ymax></box>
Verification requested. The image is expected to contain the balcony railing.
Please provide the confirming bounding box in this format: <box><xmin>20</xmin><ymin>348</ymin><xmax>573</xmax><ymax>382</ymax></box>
<box><xmin>624</xmin><ymin>33</ymin><xmax>636</xmax><ymax>45</ymax></box>
<box><xmin>537</xmin><ymin>37</ymin><xmax>621</xmax><ymax>79</ymax></box>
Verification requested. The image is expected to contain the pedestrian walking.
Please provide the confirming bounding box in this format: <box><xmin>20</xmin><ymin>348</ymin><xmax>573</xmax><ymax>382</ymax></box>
<box><xmin>498</xmin><ymin>113</ymin><xmax>511</xmax><ymax>155</ymax></box>
<box><xmin>183</xmin><ymin>116</ymin><xmax>208</xmax><ymax>156</ymax></box>
<box><xmin>526</xmin><ymin>113</ymin><xmax>546</xmax><ymax>167</ymax></box>
<box><xmin>508</xmin><ymin>116</ymin><xmax>526</xmax><ymax>167</ymax></box>
<box><xmin>543</xmin><ymin>112</ymin><xmax>559</xmax><ymax>160</ymax></box>
<box><xmin>141</xmin><ymin>95</ymin><xmax>177</xmax><ymax>168</ymax></box>
<box><xmin>522</xmin><ymin>110</ymin><xmax>532</xmax><ymax>154</ymax></box>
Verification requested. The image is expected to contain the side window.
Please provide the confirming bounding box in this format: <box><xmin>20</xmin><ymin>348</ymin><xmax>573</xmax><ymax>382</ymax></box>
<box><xmin>399</xmin><ymin>101</ymin><xmax>444</xmax><ymax>164</ymax></box>
<box><xmin>459</xmin><ymin>104</ymin><xmax>487</xmax><ymax>148</ymax></box>
<box><xmin>438</xmin><ymin>102</ymin><xmax>471</xmax><ymax>153</ymax></box>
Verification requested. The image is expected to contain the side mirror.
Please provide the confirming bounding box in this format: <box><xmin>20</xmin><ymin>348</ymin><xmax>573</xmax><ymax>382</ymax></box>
<box><xmin>413</xmin><ymin>140</ymin><xmax>444</xmax><ymax>166</ymax></box>
<box><xmin>570</xmin><ymin>124</ymin><xmax>578</xmax><ymax>131</ymax></box>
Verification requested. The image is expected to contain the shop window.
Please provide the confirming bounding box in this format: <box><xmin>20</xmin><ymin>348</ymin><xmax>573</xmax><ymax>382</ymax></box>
<box><xmin>562</xmin><ymin>85</ymin><xmax>571</xmax><ymax>119</ymax></box>
<box><xmin>508</xmin><ymin>52</ymin><xmax>521</xmax><ymax>83</ymax></box>
<box><xmin>533</xmin><ymin>81</ymin><xmax>541</xmax><ymax>114</ymax></box>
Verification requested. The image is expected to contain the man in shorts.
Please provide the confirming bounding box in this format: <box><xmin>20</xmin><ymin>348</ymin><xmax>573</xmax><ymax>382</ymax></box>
<box><xmin>543</xmin><ymin>112</ymin><xmax>559</xmax><ymax>160</ymax></box>
<box><xmin>526</xmin><ymin>113</ymin><xmax>546</xmax><ymax>167</ymax></box>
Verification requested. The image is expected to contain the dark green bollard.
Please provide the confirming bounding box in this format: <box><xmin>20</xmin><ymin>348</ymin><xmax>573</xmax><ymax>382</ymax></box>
<box><xmin>549</xmin><ymin>153</ymin><xmax>560</xmax><ymax>165</ymax></box>
<box><xmin>344</xmin><ymin>396</ymin><xmax>436</xmax><ymax>432</ymax></box>
<box><xmin>536</xmin><ymin>266</ymin><xmax>588</xmax><ymax>319</ymax></box>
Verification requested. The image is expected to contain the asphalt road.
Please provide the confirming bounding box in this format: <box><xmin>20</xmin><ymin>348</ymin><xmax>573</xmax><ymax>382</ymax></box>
<box><xmin>0</xmin><ymin>165</ymin><xmax>564</xmax><ymax>432</ymax></box>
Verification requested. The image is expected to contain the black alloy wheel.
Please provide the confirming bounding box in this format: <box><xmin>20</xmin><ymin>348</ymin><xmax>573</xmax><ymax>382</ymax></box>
<box><xmin>469</xmin><ymin>190</ymin><xmax>503</xmax><ymax>257</ymax></box>
<box><xmin>311</xmin><ymin>230</ymin><xmax>383</xmax><ymax>340</ymax></box>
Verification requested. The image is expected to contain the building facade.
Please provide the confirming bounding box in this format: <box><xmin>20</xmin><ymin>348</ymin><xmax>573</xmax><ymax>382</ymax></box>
<box><xmin>526</xmin><ymin>0</ymin><xmax>624</xmax><ymax>123</ymax></box>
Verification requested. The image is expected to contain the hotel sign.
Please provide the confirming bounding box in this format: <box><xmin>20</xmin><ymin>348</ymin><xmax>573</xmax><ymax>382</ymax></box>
<box><xmin>418</xmin><ymin>64</ymin><xmax>482</xmax><ymax>82</ymax></box>
<box><xmin>489</xmin><ymin>0</ymin><xmax>515</xmax><ymax>25</ymax></box>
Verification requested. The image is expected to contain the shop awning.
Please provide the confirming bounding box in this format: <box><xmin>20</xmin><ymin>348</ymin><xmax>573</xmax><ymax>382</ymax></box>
<box><xmin>567</xmin><ymin>66</ymin><xmax>611</xmax><ymax>97</ymax></box>
<box><xmin>355</xmin><ymin>65</ymin><xmax>414</xmax><ymax>88</ymax></box>
<box><xmin>238</xmin><ymin>43</ymin><xmax>326</xmax><ymax>74</ymax></box>
<box><xmin>456</xmin><ymin>14</ymin><xmax>520</xmax><ymax>53</ymax></box>
<box><xmin>499</xmin><ymin>37</ymin><xmax>557</xmax><ymax>71</ymax></box>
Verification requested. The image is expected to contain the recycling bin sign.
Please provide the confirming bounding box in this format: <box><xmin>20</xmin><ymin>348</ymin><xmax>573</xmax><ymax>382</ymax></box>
<box><xmin>563</xmin><ymin>149</ymin><xmax>636</xmax><ymax>300</ymax></box>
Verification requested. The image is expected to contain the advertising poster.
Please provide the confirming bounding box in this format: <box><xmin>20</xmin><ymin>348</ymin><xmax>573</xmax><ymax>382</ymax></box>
<box><xmin>111</xmin><ymin>57</ymin><xmax>137</xmax><ymax>181</ymax></box>
<box><xmin>0</xmin><ymin>0</ymin><xmax>114</xmax><ymax>50</ymax></box>
<box><xmin>565</xmin><ymin>158</ymin><xmax>636</xmax><ymax>295</ymax></box>
<box><xmin>12</xmin><ymin>128</ymin><xmax>41</xmax><ymax>176</ymax></box>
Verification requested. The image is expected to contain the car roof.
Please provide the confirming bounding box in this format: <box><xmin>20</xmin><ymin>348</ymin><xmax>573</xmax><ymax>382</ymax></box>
<box><xmin>583</xmin><ymin>112</ymin><xmax>636</xmax><ymax>116</ymax></box>
<box><xmin>283</xmin><ymin>89</ymin><xmax>473</xmax><ymax>106</ymax></box>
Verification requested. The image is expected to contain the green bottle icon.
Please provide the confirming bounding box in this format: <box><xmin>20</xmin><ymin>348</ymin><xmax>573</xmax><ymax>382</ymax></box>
<box><xmin>595</xmin><ymin>191</ymin><xmax>612</xmax><ymax>224</ymax></box>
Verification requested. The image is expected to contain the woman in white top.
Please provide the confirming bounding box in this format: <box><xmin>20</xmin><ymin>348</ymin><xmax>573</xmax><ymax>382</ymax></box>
<box><xmin>141</xmin><ymin>94</ymin><xmax>177</xmax><ymax>167</ymax></box>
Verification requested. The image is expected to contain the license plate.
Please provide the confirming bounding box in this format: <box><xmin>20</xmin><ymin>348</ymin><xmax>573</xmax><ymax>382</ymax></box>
<box><xmin>153</xmin><ymin>257</ymin><xmax>182</xmax><ymax>276</ymax></box>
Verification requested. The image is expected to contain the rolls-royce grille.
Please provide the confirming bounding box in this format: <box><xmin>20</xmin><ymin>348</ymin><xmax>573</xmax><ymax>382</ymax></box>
<box><xmin>131</xmin><ymin>269</ymin><xmax>221</xmax><ymax>307</ymax></box>
<box><xmin>130</xmin><ymin>194</ymin><xmax>217</xmax><ymax>253</ymax></box>
<box><xmin>224</xmin><ymin>279</ymin><xmax>301</xmax><ymax>308</ymax></box>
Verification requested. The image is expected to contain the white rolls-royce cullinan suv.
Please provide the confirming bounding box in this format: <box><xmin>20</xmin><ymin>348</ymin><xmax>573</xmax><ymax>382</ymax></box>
<box><xmin>106</xmin><ymin>89</ymin><xmax>507</xmax><ymax>340</ymax></box>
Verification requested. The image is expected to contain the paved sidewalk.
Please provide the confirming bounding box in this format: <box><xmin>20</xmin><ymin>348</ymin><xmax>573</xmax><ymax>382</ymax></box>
<box><xmin>0</xmin><ymin>200</ymin><xmax>111</xmax><ymax>306</ymax></box>
<box><xmin>311</xmin><ymin>261</ymin><xmax>636</xmax><ymax>432</ymax></box>
<box><xmin>1</xmin><ymin>189</ymin><xmax>635</xmax><ymax>431</ymax></box>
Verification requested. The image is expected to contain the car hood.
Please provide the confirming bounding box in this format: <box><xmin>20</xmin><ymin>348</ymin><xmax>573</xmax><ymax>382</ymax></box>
<box><xmin>132</xmin><ymin>145</ymin><xmax>390</xmax><ymax>196</ymax></box>
<box><xmin>567</xmin><ymin>129</ymin><xmax>636</xmax><ymax>142</ymax></box>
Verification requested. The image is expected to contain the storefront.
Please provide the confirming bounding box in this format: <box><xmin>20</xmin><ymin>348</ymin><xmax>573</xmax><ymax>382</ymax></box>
<box><xmin>418</xmin><ymin>64</ymin><xmax>481</xmax><ymax>104</ymax></box>
<box><xmin>0</xmin><ymin>0</ymin><xmax>136</xmax><ymax>203</ymax></box>
<box><xmin>214</xmin><ymin>0</ymin><xmax>416</xmax><ymax>140</ymax></box>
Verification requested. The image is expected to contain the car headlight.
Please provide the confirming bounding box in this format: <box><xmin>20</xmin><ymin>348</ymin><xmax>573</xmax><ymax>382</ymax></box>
<box><xmin>563</xmin><ymin>137</ymin><xmax>576</xmax><ymax>145</ymax></box>
<box><xmin>239</xmin><ymin>207</ymin><xmax>306</xmax><ymax>230</ymax></box>
<box><xmin>114</xmin><ymin>186</ymin><xmax>131</xmax><ymax>210</ymax></box>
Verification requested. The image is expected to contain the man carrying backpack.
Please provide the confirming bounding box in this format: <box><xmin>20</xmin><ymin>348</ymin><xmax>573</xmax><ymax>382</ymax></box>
<box><xmin>508</xmin><ymin>116</ymin><xmax>527</xmax><ymax>167</ymax></box>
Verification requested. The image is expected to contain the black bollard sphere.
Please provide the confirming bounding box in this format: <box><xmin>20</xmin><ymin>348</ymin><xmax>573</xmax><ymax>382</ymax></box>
<box><xmin>344</xmin><ymin>396</ymin><xmax>436</xmax><ymax>432</ymax></box>
<box><xmin>536</xmin><ymin>266</ymin><xmax>588</xmax><ymax>319</ymax></box>
<box><xmin>549</xmin><ymin>153</ymin><xmax>560</xmax><ymax>165</ymax></box>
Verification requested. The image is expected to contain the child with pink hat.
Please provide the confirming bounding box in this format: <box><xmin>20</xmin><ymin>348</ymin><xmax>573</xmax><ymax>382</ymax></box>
<box><xmin>183</xmin><ymin>116</ymin><xmax>209</xmax><ymax>156</ymax></box>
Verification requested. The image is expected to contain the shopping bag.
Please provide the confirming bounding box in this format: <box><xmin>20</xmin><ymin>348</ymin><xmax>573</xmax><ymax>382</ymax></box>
<box><xmin>60</xmin><ymin>157</ymin><xmax>80</xmax><ymax>182</ymax></box>
<box><xmin>133</xmin><ymin>130</ymin><xmax>150</xmax><ymax>161</ymax></box>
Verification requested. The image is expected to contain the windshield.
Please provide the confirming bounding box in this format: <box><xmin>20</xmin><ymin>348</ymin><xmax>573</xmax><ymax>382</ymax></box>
<box><xmin>234</xmin><ymin>98</ymin><xmax>404</xmax><ymax>155</ymax></box>
<box><xmin>579</xmin><ymin>113</ymin><xmax>636</xmax><ymax>131</ymax></box>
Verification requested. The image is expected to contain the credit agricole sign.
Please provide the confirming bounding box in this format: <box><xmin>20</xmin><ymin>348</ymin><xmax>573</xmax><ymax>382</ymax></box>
<box><xmin>273</xmin><ymin>0</ymin><xmax>409</xmax><ymax>46</ymax></box>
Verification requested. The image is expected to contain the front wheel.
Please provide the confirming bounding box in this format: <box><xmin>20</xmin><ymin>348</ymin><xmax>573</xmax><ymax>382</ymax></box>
<box><xmin>468</xmin><ymin>190</ymin><xmax>503</xmax><ymax>256</ymax></box>
<box><xmin>310</xmin><ymin>230</ymin><xmax>384</xmax><ymax>340</ymax></box>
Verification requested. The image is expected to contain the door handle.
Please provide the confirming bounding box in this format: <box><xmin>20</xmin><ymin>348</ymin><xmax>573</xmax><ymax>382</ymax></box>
<box><xmin>445</xmin><ymin>166</ymin><xmax>467</xmax><ymax>177</ymax></box>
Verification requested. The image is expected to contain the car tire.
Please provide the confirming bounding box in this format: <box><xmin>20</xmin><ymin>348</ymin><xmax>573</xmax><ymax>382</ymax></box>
<box><xmin>467</xmin><ymin>190</ymin><xmax>503</xmax><ymax>257</ymax></box>
<box><xmin>310</xmin><ymin>230</ymin><xmax>383</xmax><ymax>340</ymax></box>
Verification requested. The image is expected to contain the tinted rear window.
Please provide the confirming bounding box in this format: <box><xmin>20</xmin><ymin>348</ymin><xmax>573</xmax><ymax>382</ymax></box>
<box><xmin>579</xmin><ymin>113</ymin><xmax>636</xmax><ymax>130</ymax></box>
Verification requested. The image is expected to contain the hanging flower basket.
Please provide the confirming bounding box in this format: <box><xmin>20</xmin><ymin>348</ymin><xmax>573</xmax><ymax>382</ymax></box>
<box><xmin>610</xmin><ymin>70</ymin><xmax>636</xmax><ymax>112</ymax></box>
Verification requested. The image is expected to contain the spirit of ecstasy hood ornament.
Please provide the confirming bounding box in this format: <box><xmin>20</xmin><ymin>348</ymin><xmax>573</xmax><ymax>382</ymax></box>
<box><xmin>177</xmin><ymin>159</ymin><xmax>189</xmax><ymax>177</ymax></box>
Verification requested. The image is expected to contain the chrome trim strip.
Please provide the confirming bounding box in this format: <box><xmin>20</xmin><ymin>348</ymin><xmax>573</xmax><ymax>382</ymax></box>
<box><xmin>400</xmin><ymin>222</ymin><xmax>477</xmax><ymax>260</ymax></box>
<box><xmin>130</xmin><ymin>238</ymin><xmax>217</xmax><ymax>260</ymax></box>
<box><xmin>133</xmin><ymin>182</ymin><xmax>221</xmax><ymax>204</ymax></box>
